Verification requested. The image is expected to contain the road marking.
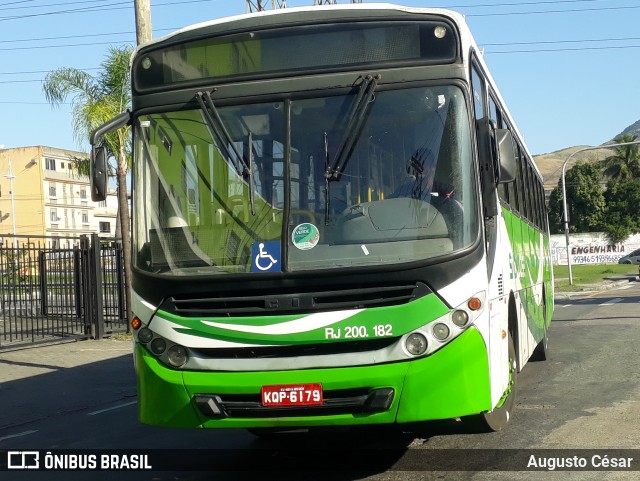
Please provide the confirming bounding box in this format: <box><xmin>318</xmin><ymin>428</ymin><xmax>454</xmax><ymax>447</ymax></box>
<box><xmin>87</xmin><ymin>400</ymin><xmax>137</xmax><ymax>416</ymax></box>
<box><xmin>600</xmin><ymin>298</ymin><xmax>623</xmax><ymax>306</ymax></box>
<box><xmin>0</xmin><ymin>430</ymin><xmax>38</xmax><ymax>442</ymax></box>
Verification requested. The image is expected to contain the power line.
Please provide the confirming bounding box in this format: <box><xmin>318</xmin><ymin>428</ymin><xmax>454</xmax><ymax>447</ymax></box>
<box><xmin>482</xmin><ymin>36</ymin><xmax>640</xmax><ymax>47</ymax></box>
<box><xmin>0</xmin><ymin>40</ymin><xmax>133</xmax><ymax>52</ymax></box>
<box><xmin>0</xmin><ymin>0</ymin><xmax>110</xmax><ymax>12</ymax></box>
<box><xmin>447</xmin><ymin>0</ymin><xmax>614</xmax><ymax>8</ymax></box>
<box><xmin>0</xmin><ymin>27</ymin><xmax>175</xmax><ymax>44</ymax></box>
<box><xmin>486</xmin><ymin>44</ymin><xmax>640</xmax><ymax>54</ymax></box>
<box><xmin>0</xmin><ymin>68</ymin><xmax>98</xmax><ymax>76</ymax></box>
<box><xmin>467</xmin><ymin>4</ymin><xmax>640</xmax><ymax>17</ymax></box>
<box><xmin>0</xmin><ymin>1</ymin><xmax>131</xmax><ymax>22</ymax></box>
<box><xmin>0</xmin><ymin>0</ymin><xmax>220</xmax><ymax>22</ymax></box>
<box><xmin>0</xmin><ymin>1</ymin><xmax>35</xmax><ymax>6</ymax></box>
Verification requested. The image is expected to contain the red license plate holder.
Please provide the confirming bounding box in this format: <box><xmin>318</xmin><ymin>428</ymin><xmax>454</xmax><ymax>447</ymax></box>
<box><xmin>261</xmin><ymin>383</ymin><xmax>323</xmax><ymax>407</ymax></box>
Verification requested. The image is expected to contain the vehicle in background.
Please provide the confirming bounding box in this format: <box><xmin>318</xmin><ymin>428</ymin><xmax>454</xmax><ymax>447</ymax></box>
<box><xmin>618</xmin><ymin>248</ymin><xmax>640</xmax><ymax>265</ymax></box>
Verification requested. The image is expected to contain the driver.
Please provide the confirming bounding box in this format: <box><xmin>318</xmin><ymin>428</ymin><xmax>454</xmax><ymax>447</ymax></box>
<box><xmin>390</xmin><ymin>147</ymin><xmax>454</xmax><ymax>200</ymax></box>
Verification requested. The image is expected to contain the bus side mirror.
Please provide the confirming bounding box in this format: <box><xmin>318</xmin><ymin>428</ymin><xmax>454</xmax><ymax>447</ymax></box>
<box><xmin>90</xmin><ymin>145</ymin><xmax>108</xmax><ymax>202</ymax></box>
<box><xmin>496</xmin><ymin>129</ymin><xmax>516</xmax><ymax>183</ymax></box>
<box><xmin>477</xmin><ymin>117</ymin><xmax>499</xmax><ymax>218</ymax></box>
<box><xmin>89</xmin><ymin>111</ymin><xmax>131</xmax><ymax>202</ymax></box>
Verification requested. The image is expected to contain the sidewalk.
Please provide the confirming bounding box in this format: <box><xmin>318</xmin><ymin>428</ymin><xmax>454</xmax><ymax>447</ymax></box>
<box><xmin>554</xmin><ymin>276</ymin><xmax>638</xmax><ymax>300</ymax></box>
<box><xmin>0</xmin><ymin>338</ymin><xmax>136</xmax><ymax>430</ymax></box>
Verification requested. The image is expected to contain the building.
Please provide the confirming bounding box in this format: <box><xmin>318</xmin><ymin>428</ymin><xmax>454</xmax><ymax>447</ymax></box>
<box><xmin>0</xmin><ymin>146</ymin><xmax>119</xmax><ymax>244</ymax></box>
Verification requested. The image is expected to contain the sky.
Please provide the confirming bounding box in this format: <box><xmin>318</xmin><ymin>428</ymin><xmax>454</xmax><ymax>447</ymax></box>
<box><xmin>1</xmin><ymin>0</ymin><xmax>639</xmax><ymax>157</ymax></box>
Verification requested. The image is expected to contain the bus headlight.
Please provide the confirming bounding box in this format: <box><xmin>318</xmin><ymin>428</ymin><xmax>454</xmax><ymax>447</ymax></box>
<box><xmin>452</xmin><ymin>310</ymin><xmax>470</xmax><ymax>328</ymax></box>
<box><xmin>432</xmin><ymin>323</ymin><xmax>450</xmax><ymax>341</ymax></box>
<box><xmin>137</xmin><ymin>327</ymin><xmax>153</xmax><ymax>344</ymax></box>
<box><xmin>167</xmin><ymin>345</ymin><xmax>189</xmax><ymax>368</ymax></box>
<box><xmin>405</xmin><ymin>332</ymin><xmax>428</xmax><ymax>356</ymax></box>
<box><xmin>150</xmin><ymin>337</ymin><xmax>167</xmax><ymax>355</ymax></box>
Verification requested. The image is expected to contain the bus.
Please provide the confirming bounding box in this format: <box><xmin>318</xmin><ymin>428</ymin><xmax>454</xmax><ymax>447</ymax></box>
<box><xmin>91</xmin><ymin>3</ymin><xmax>553</xmax><ymax>433</ymax></box>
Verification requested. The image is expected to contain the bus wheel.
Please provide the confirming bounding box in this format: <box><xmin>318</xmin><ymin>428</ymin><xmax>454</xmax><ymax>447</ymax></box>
<box><xmin>530</xmin><ymin>327</ymin><xmax>549</xmax><ymax>361</ymax></box>
<box><xmin>530</xmin><ymin>297</ymin><xmax>549</xmax><ymax>362</ymax></box>
<box><xmin>466</xmin><ymin>332</ymin><xmax>517</xmax><ymax>432</ymax></box>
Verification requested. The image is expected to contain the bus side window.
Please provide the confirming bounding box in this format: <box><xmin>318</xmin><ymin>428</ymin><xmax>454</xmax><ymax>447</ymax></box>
<box><xmin>515</xmin><ymin>145</ymin><xmax>525</xmax><ymax>217</ymax></box>
<box><xmin>489</xmin><ymin>94</ymin><xmax>509</xmax><ymax>206</ymax></box>
<box><xmin>471</xmin><ymin>66</ymin><xmax>485</xmax><ymax>120</ymax></box>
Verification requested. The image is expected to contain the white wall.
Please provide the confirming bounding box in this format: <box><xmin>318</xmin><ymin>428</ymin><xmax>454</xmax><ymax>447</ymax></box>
<box><xmin>551</xmin><ymin>233</ymin><xmax>640</xmax><ymax>265</ymax></box>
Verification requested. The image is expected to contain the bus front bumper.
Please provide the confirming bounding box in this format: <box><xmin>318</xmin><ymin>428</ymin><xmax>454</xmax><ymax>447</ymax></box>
<box><xmin>135</xmin><ymin>328</ymin><xmax>491</xmax><ymax>428</ymax></box>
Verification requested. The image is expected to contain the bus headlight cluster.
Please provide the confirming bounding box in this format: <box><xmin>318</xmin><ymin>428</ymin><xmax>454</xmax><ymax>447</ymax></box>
<box><xmin>134</xmin><ymin>322</ymin><xmax>189</xmax><ymax>369</ymax></box>
<box><xmin>403</xmin><ymin>292</ymin><xmax>485</xmax><ymax>358</ymax></box>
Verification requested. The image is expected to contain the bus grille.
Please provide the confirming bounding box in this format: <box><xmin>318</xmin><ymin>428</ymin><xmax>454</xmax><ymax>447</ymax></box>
<box><xmin>162</xmin><ymin>282</ymin><xmax>430</xmax><ymax>317</ymax></box>
<box><xmin>194</xmin><ymin>387</ymin><xmax>395</xmax><ymax>419</ymax></box>
<box><xmin>191</xmin><ymin>337</ymin><xmax>397</xmax><ymax>359</ymax></box>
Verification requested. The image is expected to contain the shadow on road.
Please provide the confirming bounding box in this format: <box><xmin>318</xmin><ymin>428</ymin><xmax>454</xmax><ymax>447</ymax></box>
<box><xmin>0</xmin><ymin>350</ymin><xmax>136</xmax><ymax>431</ymax></box>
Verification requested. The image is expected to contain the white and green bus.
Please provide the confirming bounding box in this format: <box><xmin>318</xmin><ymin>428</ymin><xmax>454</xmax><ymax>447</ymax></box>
<box><xmin>91</xmin><ymin>3</ymin><xmax>553</xmax><ymax>433</ymax></box>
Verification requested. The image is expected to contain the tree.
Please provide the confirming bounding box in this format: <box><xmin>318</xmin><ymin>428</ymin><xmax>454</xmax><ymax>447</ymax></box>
<box><xmin>43</xmin><ymin>45</ymin><xmax>133</xmax><ymax>324</ymax></box>
<box><xmin>602</xmin><ymin>134</ymin><xmax>640</xmax><ymax>181</ymax></box>
<box><xmin>602</xmin><ymin>179</ymin><xmax>640</xmax><ymax>243</ymax></box>
<box><xmin>547</xmin><ymin>160</ymin><xmax>606</xmax><ymax>234</ymax></box>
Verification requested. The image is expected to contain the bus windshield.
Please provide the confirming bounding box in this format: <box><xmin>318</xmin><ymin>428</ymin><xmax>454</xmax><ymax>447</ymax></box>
<box><xmin>133</xmin><ymin>84</ymin><xmax>478</xmax><ymax>275</ymax></box>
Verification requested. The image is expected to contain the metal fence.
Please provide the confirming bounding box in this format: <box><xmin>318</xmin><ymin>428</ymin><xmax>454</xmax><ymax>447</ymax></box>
<box><xmin>0</xmin><ymin>233</ymin><xmax>127</xmax><ymax>350</ymax></box>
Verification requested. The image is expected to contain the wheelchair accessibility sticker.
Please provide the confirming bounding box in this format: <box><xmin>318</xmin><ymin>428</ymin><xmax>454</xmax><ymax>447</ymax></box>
<box><xmin>251</xmin><ymin>241</ymin><xmax>281</xmax><ymax>272</ymax></box>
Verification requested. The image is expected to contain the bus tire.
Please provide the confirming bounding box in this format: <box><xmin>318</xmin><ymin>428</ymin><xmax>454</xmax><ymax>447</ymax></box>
<box><xmin>530</xmin><ymin>296</ymin><xmax>549</xmax><ymax>362</ymax></box>
<box><xmin>530</xmin><ymin>327</ymin><xmax>549</xmax><ymax>362</ymax></box>
<box><xmin>466</xmin><ymin>332</ymin><xmax>517</xmax><ymax>432</ymax></box>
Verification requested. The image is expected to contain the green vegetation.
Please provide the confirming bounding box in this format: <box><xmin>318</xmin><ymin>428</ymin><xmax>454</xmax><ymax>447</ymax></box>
<box><xmin>43</xmin><ymin>45</ymin><xmax>134</xmax><ymax>322</ymax></box>
<box><xmin>548</xmin><ymin>134</ymin><xmax>640</xmax><ymax>244</ymax></box>
<box><xmin>554</xmin><ymin>264</ymin><xmax>638</xmax><ymax>292</ymax></box>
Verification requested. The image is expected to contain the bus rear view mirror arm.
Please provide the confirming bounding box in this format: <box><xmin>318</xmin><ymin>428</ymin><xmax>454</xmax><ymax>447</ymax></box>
<box><xmin>89</xmin><ymin>111</ymin><xmax>131</xmax><ymax>202</ymax></box>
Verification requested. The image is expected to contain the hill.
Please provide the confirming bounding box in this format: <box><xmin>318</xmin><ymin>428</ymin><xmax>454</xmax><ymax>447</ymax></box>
<box><xmin>533</xmin><ymin>119</ymin><xmax>640</xmax><ymax>190</ymax></box>
<box><xmin>617</xmin><ymin>120</ymin><xmax>640</xmax><ymax>138</ymax></box>
<box><xmin>534</xmin><ymin>146</ymin><xmax>613</xmax><ymax>191</ymax></box>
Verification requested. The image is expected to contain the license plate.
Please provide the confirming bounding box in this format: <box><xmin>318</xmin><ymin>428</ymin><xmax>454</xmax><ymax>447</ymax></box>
<box><xmin>261</xmin><ymin>383</ymin><xmax>323</xmax><ymax>407</ymax></box>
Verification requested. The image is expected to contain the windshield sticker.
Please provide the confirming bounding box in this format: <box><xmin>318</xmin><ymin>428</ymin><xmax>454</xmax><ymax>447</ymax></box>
<box><xmin>292</xmin><ymin>223</ymin><xmax>320</xmax><ymax>251</ymax></box>
<box><xmin>251</xmin><ymin>241</ymin><xmax>281</xmax><ymax>272</ymax></box>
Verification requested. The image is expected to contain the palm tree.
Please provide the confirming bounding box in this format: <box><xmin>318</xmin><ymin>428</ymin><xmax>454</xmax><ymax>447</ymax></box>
<box><xmin>602</xmin><ymin>133</ymin><xmax>640</xmax><ymax>181</ymax></box>
<box><xmin>43</xmin><ymin>45</ymin><xmax>134</xmax><ymax>324</ymax></box>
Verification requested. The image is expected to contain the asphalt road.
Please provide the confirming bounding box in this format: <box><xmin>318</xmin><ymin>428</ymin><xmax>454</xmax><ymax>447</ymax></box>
<box><xmin>1</xmin><ymin>281</ymin><xmax>640</xmax><ymax>480</ymax></box>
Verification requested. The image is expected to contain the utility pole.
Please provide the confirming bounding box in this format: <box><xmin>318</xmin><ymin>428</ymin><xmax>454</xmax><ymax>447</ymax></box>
<box><xmin>246</xmin><ymin>0</ymin><xmax>287</xmax><ymax>12</ymax></box>
<box><xmin>134</xmin><ymin>0</ymin><xmax>153</xmax><ymax>45</ymax></box>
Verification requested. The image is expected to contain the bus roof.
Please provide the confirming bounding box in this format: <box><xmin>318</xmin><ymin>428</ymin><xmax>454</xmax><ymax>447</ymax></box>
<box><xmin>136</xmin><ymin>4</ymin><xmax>468</xmax><ymax>52</ymax></box>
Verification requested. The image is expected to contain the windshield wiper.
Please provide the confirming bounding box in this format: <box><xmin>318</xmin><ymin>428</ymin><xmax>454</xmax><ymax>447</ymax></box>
<box><xmin>323</xmin><ymin>74</ymin><xmax>380</xmax><ymax>225</ymax></box>
<box><xmin>325</xmin><ymin>74</ymin><xmax>380</xmax><ymax>183</ymax></box>
<box><xmin>196</xmin><ymin>90</ymin><xmax>256</xmax><ymax>216</ymax></box>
